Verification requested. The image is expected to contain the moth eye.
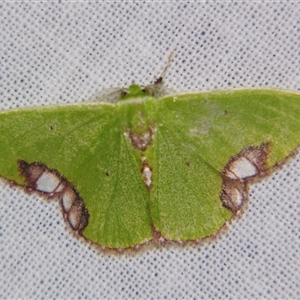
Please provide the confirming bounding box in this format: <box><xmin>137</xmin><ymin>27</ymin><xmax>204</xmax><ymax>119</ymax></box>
<box><xmin>120</xmin><ymin>90</ymin><xmax>127</xmax><ymax>98</ymax></box>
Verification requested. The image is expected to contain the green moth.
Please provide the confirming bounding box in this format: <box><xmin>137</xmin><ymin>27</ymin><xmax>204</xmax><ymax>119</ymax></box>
<box><xmin>1</xmin><ymin>78</ymin><xmax>300</xmax><ymax>250</ymax></box>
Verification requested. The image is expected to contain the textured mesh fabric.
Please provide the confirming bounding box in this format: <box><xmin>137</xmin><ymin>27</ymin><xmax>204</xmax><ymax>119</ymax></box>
<box><xmin>0</xmin><ymin>2</ymin><xmax>300</xmax><ymax>299</ymax></box>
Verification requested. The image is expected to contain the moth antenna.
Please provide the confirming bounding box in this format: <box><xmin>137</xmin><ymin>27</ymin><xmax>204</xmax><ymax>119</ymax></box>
<box><xmin>154</xmin><ymin>49</ymin><xmax>176</xmax><ymax>85</ymax></box>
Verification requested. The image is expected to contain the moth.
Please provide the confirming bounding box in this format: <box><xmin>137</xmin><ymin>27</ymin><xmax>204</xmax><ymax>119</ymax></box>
<box><xmin>1</xmin><ymin>73</ymin><xmax>300</xmax><ymax>251</ymax></box>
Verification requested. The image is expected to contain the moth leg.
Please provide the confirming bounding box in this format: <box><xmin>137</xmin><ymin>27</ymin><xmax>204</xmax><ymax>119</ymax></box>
<box><xmin>18</xmin><ymin>160</ymin><xmax>89</xmax><ymax>233</ymax></box>
<box><xmin>220</xmin><ymin>143</ymin><xmax>269</xmax><ymax>214</ymax></box>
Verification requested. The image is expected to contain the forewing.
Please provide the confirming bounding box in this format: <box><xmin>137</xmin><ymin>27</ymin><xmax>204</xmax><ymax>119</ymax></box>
<box><xmin>148</xmin><ymin>90</ymin><xmax>300</xmax><ymax>241</ymax></box>
<box><xmin>0</xmin><ymin>104</ymin><xmax>152</xmax><ymax>249</ymax></box>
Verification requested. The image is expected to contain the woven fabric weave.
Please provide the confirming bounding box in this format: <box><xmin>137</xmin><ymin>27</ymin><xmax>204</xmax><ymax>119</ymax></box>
<box><xmin>0</xmin><ymin>3</ymin><xmax>299</xmax><ymax>299</ymax></box>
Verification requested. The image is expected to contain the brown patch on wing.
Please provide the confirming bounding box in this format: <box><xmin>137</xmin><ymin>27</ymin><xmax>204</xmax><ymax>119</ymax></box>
<box><xmin>220</xmin><ymin>143</ymin><xmax>270</xmax><ymax>214</ymax></box>
<box><xmin>220</xmin><ymin>179</ymin><xmax>248</xmax><ymax>214</ymax></box>
<box><xmin>223</xmin><ymin>143</ymin><xmax>269</xmax><ymax>181</ymax></box>
<box><xmin>129</xmin><ymin>128</ymin><xmax>153</xmax><ymax>151</ymax></box>
<box><xmin>66</xmin><ymin>195</ymin><xmax>89</xmax><ymax>232</ymax></box>
<box><xmin>18</xmin><ymin>160</ymin><xmax>45</xmax><ymax>189</ymax></box>
<box><xmin>18</xmin><ymin>160</ymin><xmax>89</xmax><ymax>234</ymax></box>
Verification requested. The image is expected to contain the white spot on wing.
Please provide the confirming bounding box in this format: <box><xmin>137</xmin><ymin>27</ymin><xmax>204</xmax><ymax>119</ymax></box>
<box><xmin>36</xmin><ymin>171</ymin><xmax>61</xmax><ymax>193</ymax></box>
<box><xmin>68</xmin><ymin>209</ymin><xmax>80</xmax><ymax>230</ymax></box>
<box><xmin>221</xmin><ymin>180</ymin><xmax>247</xmax><ymax>214</ymax></box>
<box><xmin>226</xmin><ymin>157</ymin><xmax>257</xmax><ymax>180</ymax></box>
<box><xmin>55</xmin><ymin>182</ymin><xmax>66</xmax><ymax>193</ymax></box>
<box><xmin>231</xmin><ymin>187</ymin><xmax>244</xmax><ymax>208</ymax></box>
<box><xmin>61</xmin><ymin>188</ymin><xmax>76</xmax><ymax>212</ymax></box>
<box><xmin>142</xmin><ymin>166</ymin><xmax>152</xmax><ymax>187</ymax></box>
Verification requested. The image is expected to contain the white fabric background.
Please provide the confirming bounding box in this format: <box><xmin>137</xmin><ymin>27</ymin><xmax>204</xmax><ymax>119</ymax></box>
<box><xmin>0</xmin><ymin>2</ymin><xmax>300</xmax><ymax>299</ymax></box>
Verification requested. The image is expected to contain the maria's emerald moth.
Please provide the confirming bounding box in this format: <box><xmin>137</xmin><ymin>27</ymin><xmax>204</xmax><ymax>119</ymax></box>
<box><xmin>1</xmin><ymin>73</ymin><xmax>300</xmax><ymax>250</ymax></box>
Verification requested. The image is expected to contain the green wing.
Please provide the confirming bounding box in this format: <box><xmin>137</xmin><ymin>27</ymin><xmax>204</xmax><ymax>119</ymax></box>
<box><xmin>0</xmin><ymin>104</ymin><xmax>152</xmax><ymax>249</ymax></box>
<box><xmin>148</xmin><ymin>89</ymin><xmax>300</xmax><ymax>240</ymax></box>
<box><xmin>0</xmin><ymin>89</ymin><xmax>299</xmax><ymax>249</ymax></box>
